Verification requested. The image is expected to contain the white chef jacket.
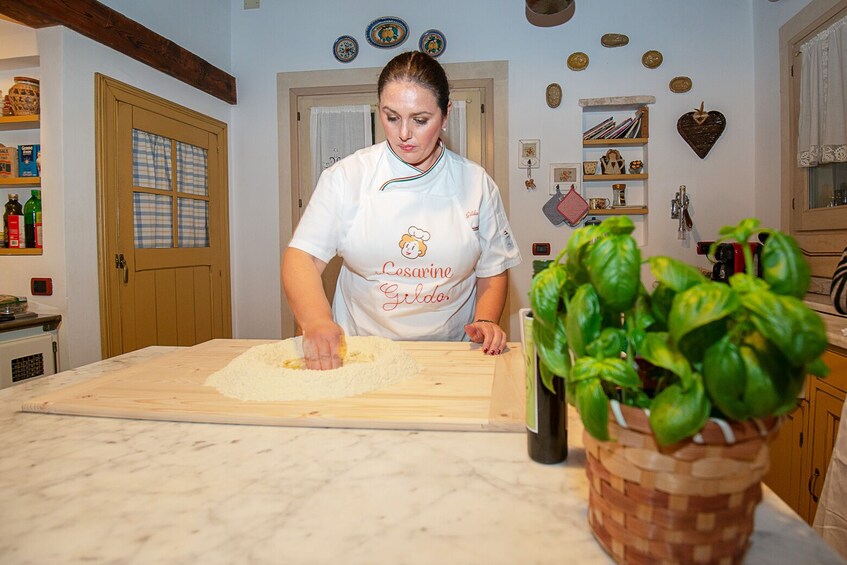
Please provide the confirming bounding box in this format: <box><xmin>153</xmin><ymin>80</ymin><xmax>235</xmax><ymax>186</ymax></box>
<box><xmin>289</xmin><ymin>141</ymin><xmax>522</xmax><ymax>341</ymax></box>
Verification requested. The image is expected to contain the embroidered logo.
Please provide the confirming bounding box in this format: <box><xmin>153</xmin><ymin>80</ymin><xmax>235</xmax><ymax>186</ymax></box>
<box><xmin>466</xmin><ymin>209</ymin><xmax>480</xmax><ymax>231</ymax></box>
<box><xmin>399</xmin><ymin>226</ymin><xmax>430</xmax><ymax>259</ymax></box>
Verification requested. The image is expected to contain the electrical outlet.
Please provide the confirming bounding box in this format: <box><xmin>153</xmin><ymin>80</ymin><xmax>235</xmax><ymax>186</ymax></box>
<box><xmin>244</xmin><ymin>0</ymin><xmax>260</xmax><ymax>9</ymax></box>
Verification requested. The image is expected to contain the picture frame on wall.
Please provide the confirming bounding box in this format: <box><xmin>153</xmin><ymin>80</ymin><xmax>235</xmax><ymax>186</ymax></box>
<box><xmin>549</xmin><ymin>162</ymin><xmax>581</xmax><ymax>196</ymax></box>
<box><xmin>518</xmin><ymin>139</ymin><xmax>540</xmax><ymax>169</ymax></box>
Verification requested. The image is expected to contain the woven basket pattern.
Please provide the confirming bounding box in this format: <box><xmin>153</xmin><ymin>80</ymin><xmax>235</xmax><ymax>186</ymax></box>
<box><xmin>583</xmin><ymin>402</ymin><xmax>779</xmax><ymax>565</ymax></box>
<box><xmin>8</xmin><ymin>77</ymin><xmax>39</xmax><ymax>116</ymax></box>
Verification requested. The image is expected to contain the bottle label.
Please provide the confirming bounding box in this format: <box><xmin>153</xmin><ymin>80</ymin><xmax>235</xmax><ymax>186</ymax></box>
<box><xmin>520</xmin><ymin>308</ymin><xmax>539</xmax><ymax>433</ymax></box>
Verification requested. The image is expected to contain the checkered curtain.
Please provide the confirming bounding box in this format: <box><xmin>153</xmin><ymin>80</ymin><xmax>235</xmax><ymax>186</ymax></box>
<box><xmin>176</xmin><ymin>141</ymin><xmax>209</xmax><ymax>247</ymax></box>
<box><xmin>131</xmin><ymin>131</ymin><xmax>209</xmax><ymax>248</ymax></box>
<box><xmin>133</xmin><ymin>129</ymin><xmax>172</xmax><ymax>248</ymax></box>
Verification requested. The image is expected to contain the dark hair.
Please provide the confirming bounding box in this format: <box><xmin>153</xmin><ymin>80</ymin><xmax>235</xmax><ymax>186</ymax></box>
<box><xmin>377</xmin><ymin>51</ymin><xmax>450</xmax><ymax>116</ymax></box>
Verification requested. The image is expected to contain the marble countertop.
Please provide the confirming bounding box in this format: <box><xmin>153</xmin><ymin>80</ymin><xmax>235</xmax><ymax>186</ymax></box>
<box><xmin>0</xmin><ymin>347</ymin><xmax>843</xmax><ymax>564</ymax></box>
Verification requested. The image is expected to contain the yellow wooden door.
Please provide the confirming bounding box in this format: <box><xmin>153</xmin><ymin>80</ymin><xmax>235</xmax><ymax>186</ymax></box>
<box><xmin>97</xmin><ymin>75</ymin><xmax>232</xmax><ymax>357</ymax></box>
<box><xmin>764</xmin><ymin>399</ymin><xmax>809</xmax><ymax>520</ymax></box>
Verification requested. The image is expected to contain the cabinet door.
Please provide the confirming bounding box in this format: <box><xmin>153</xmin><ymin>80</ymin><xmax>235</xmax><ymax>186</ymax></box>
<box><xmin>764</xmin><ymin>400</ymin><xmax>809</xmax><ymax>520</ymax></box>
<box><xmin>806</xmin><ymin>386</ymin><xmax>844</xmax><ymax>523</ymax></box>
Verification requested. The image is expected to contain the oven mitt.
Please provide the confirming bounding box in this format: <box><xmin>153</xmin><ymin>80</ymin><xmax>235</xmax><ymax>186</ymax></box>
<box><xmin>542</xmin><ymin>186</ymin><xmax>566</xmax><ymax>225</ymax></box>
<box><xmin>556</xmin><ymin>185</ymin><xmax>589</xmax><ymax>227</ymax></box>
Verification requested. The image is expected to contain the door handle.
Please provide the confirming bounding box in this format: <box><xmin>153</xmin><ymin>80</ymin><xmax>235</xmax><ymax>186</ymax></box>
<box><xmin>808</xmin><ymin>468</ymin><xmax>820</xmax><ymax>503</ymax></box>
<box><xmin>115</xmin><ymin>253</ymin><xmax>129</xmax><ymax>284</ymax></box>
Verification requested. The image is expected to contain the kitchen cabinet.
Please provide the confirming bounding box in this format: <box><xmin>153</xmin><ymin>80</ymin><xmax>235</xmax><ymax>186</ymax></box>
<box><xmin>0</xmin><ymin>113</ymin><xmax>40</xmax><ymax>256</ymax></box>
<box><xmin>579</xmin><ymin>96</ymin><xmax>653</xmax><ymax>244</ymax></box>
<box><xmin>765</xmin><ymin>347</ymin><xmax>846</xmax><ymax>525</ymax></box>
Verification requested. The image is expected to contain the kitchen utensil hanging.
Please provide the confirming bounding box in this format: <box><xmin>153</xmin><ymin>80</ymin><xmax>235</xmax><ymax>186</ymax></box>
<box><xmin>542</xmin><ymin>186</ymin><xmax>566</xmax><ymax>225</ymax></box>
<box><xmin>556</xmin><ymin>184</ymin><xmax>590</xmax><ymax>226</ymax></box>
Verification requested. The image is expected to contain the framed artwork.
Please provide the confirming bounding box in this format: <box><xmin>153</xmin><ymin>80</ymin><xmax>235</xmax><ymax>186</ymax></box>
<box><xmin>518</xmin><ymin>139</ymin><xmax>540</xmax><ymax>169</ymax></box>
<box><xmin>549</xmin><ymin>162</ymin><xmax>581</xmax><ymax>196</ymax></box>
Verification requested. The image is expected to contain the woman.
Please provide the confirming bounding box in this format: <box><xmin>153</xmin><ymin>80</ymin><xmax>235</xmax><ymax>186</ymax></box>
<box><xmin>282</xmin><ymin>51</ymin><xmax>521</xmax><ymax>370</ymax></box>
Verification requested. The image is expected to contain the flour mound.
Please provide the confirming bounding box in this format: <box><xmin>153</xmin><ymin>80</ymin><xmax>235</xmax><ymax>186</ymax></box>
<box><xmin>205</xmin><ymin>336</ymin><xmax>419</xmax><ymax>401</ymax></box>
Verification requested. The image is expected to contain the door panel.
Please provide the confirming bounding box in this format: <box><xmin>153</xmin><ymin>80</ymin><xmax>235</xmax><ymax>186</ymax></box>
<box><xmin>97</xmin><ymin>75</ymin><xmax>232</xmax><ymax>357</ymax></box>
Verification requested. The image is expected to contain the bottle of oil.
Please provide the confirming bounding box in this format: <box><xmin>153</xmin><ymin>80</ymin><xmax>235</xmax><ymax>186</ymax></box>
<box><xmin>525</xmin><ymin>260</ymin><xmax>567</xmax><ymax>464</ymax></box>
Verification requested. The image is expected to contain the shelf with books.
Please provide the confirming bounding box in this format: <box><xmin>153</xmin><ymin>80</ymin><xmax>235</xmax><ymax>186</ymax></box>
<box><xmin>584</xmin><ymin>137</ymin><xmax>647</xmax><ymax>147</ymax></box>
<box><xmin>0</xmin><ymin>247</ymin><xmax>40</xmax><ymax>256</ymax></box>
<box><xmin>580</xmin><ymin>96</ymin><xmax>654</xmax><ymax>245</ymax></box>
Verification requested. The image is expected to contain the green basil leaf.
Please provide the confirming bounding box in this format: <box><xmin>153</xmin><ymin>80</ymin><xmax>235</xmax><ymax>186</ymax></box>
<box><xmin>597</xmin><ymin>215</ymin><xmax>636</xmax><ymax>236</ymax></box>
<box><xmin>719</xmin><ymin>218</ymin><xmax>760</xmax><ymax>242</ymax></box>
<box><xmin>739</xmin><ymin>340</ymin><xmax>782</xmax><ymax>418</ymax></box>
<box><xmin>744</xmin><ymin>292</ymin><xmax>827</xmax><ymax>365</ymax></box>
<box><xmin>588</xmin><ymin>234</ymin><xmax>641</xmax><ymax>312</ymax></box>
<box><xmin>586</xmin><ymin>327</ymin><xmax>627</xmax><ymax>359</ymax></box>
<box><xmin>669</xmin><ymin>282</ymin><xmax>740</xmax><ymax>349</ymax></box>
<box><xmin>632</xmin><ymin>289</ymin><xmax>657</xmax><ymax>333</ymax></box>
<box><xmin>533</xmin><ymin>316</ymin><xmax>571</xmax><ymax>378</ymax></box>
<box><xmin>648</xmin><ymin>256</ymin><xmax>707</xmax><ymax>293</ymax></box>
<box><xmin>650</xmin><ymin>283</ymin><xmax>674</xmax><ymax>329</ymax></box>
<box><xmin>538</xmin><ymin>356</ymin><xmax>558</xmax><ymax>394</ymax></box>
<box><xmin>636</xmin><ymin>332</ymin><xmax>693</xmax><ymax>390</ymax></box>
<box><xmin>530</xmin><ymin>264</ymin><xmax>567</xmax><ymax>328</ymax></box>
<box><xmin>728</xmin><ymin>273</ymin><xmax>769</xmax><ymax>295</ymax></box>
<box><xmin>575</xmin><ymin>378</ymin><xmax>610</xmax><ymax>441</ymax></box>
<box><xmin>702</xmin><ymin>336</ymin><xmax>748</xmax><ymax>420</ymax></box>
<box><xmin>567</xmin><ymin>284</ymin><xmax>601</xmax><ymax>357</ymax></box>
<box><xmin>761</xmin><ymin>231</ymin><xmax>810</xmax><ymax>298</ymax></box>
<box><xmin>565</xmin><ymin>227</ymin><xmax>598</xmax><ymax>286</ymax></box>
<box><xmin>806</xmin><ymin>358</ymin><xmax>830</xmax><ymax>378</ymax></box>
<box><xmin>570</xmin><ymin>357</ymin><xmax>639</xmax><ymax>389</ymax></box>
<box><xmin>649</xmin><ymin>376</ymin><xmax>710</xmax><ymax>446</ymax></box>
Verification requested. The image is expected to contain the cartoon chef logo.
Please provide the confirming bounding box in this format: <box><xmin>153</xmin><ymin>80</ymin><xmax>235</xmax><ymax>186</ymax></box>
<box><xmin>399</xmin><ymin>226</ymin><xmax>430</xmax><ymax>259</ymax></box>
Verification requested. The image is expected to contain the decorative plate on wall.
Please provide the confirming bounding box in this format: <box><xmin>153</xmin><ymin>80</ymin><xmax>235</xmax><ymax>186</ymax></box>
<box><xmin>669</xmin><ymin>76</ymin><xmax>693</xmax><ymax>93</ymax></box>
<box><xmin>641</xmin><ymin>50</ymin><xmax>663</xmax><ymax>69</ymax></box>
<box><xmin>333</xmin><ymin>35</ymin><xmax>359</xmax><ymax>63</ymax></box>
<box><xmin>366</xmin><ymin>17</ymin><xmax>409</xmax><ymax>49</ymax></box>
<box><xmin>567</xmin><ymin>51</ymin><xmax>589</xmax><ymax>71</ymax></box>
<box><xmin>419</xmin><ymin>29</ymin><xmax>447</xmax><ymax>58</ymax></box>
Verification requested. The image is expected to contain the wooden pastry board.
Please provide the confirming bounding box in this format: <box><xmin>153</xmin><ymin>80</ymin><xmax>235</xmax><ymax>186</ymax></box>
<box><xmin>22</xmin><ymin>339</ymin><xmax>526</xmax><ymax>432</ymax></box>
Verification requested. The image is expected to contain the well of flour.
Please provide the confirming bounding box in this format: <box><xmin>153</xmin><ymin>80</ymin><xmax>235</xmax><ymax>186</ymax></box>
<box><xmin>205</xmin><ymin>336</ymin><xmax>420</xmax><ymax>401</ymax></box>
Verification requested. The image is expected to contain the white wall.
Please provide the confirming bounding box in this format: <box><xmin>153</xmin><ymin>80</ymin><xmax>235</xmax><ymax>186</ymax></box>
<box><xmin>753</xmin><ymin>0</ymin><xmax>815</xmax><ymax>229</ymax></box>
<box><xmin>229</xmin><ymin>0</ymin><xmax>814</xmax><ymax>340</ymax></box>
<box><xmin>0</xmin><ymin>0</ymin><xmax>822</xmax><ymax>367</ymax></box>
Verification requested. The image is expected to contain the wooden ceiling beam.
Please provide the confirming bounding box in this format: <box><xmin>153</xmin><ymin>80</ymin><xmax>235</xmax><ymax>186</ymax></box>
<box><xmin>0</xmin><ymin>0</ymin><xmax>237</xmax><ymax>104</ymax></box>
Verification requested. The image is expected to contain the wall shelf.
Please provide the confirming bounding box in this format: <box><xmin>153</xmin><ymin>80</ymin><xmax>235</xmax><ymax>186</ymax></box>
<box><xmin>0</xmin><ymin>247</ymin><xmax>41</xmax><ymax>255</ymax></box>
<box><xmin>584</xmin><ymin>173</ymin><xmax>647</xmax><ymax>182</ymax></box>
<box><xmin>586</xmin><ymin>207</ymin><xmax>648</xmax><ymax>216</ymax></box>
<box><xmin>0</xmin><ymin>114</ymin><xmax>40</xmax><ymax>131</ymax></box>
<box><xmin>0</xmin><ymin>177</ymin><xmax>40</xmax><ymax>187</ymax></box>
<box><xmin>584</xmin><ymin>138</ymin><xmax>647</xmax><ymax>147</ymax></box>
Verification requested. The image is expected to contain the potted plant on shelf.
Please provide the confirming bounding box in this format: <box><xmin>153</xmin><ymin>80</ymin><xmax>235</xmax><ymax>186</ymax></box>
<box><xmin>530</xmin><ymin>216</ymin><xmax>828</xmax><ymax>565</ymax></box>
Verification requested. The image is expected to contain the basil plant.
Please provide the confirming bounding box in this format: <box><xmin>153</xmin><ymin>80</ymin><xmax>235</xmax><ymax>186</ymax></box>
<box><xmin>530</xmin><ymin>217</ymin><xmax>829</xmax><ymax>446</ymax></box>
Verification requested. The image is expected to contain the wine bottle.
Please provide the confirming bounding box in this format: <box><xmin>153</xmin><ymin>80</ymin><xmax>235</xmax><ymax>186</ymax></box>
<box><xmin>523</xmin><ymin>260</ymin><xmax>568</xmax><ymax>464</ymax></box>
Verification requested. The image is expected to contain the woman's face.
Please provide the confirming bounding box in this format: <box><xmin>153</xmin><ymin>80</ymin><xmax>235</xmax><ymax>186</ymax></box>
<box><xmin>379</xmin><ymin>80</ymin><xmax>450</xmax><ymax>171</ymax></box>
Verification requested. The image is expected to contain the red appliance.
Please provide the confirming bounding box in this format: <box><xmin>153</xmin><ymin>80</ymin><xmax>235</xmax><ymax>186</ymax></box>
<box><xmin>697</xmin><ymin>241</ymin><xmax>763</xmax><ymax>282</ymax></box>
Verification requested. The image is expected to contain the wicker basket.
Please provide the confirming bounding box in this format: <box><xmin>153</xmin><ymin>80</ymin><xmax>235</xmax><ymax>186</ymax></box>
<box><xmin>8</xmin><ymin>77</ymin><xmax>39</xmax><ymax>116</ymax></box>
<box><xmin>583</xmin><ymin>400</ymin><xmax>781</xmax><ymax>565</ymax></box>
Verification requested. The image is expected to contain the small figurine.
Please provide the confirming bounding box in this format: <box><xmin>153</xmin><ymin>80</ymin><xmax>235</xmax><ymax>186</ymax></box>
<box><xmin>600</xmin><ymin>149</ymin><xmax>625</xmax><ymax>175</ymax></box>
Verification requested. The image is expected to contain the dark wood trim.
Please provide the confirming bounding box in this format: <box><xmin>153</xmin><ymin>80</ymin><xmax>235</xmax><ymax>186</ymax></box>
<box><xmin>0</xmin><ymin>0</ymin><xmax>236</xmax><ymax>104</ymax></box>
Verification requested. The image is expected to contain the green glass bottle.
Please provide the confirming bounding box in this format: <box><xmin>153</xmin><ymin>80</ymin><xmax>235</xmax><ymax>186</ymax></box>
<box><xmin>23</xmin><ymin>190</ymin><xmax>41</xmax><ymax>248</ymax></box>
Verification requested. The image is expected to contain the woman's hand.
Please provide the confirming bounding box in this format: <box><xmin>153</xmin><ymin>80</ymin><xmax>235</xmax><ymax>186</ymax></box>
<box><xmin>464</xmin><ymin>320</ymin><xmax>507</xmax><ymax>355</ymax></box>
<box><xmin>302</xmin><ymin>319</ymin><xmax>344</xmax><ymax>370</ymax></box>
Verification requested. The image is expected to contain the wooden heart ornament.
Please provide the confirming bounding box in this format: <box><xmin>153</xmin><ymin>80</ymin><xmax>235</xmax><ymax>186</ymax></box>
<box><xmin>677</xmin><ymin>102</ymin><xmax>726</xmax><ymax>159</ymax></box>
